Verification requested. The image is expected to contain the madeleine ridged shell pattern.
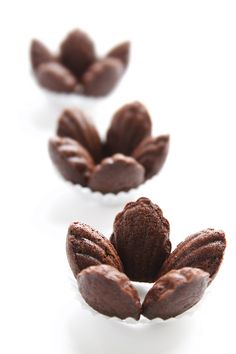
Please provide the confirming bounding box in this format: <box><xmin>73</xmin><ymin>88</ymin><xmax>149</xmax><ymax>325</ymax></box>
<box><xmin>158</xmin><ymin>228</ymin><xmax>226</xmax><ymax>281</ymax></box>
<box><xmin>67</xmin><ymin>222</ymin><xmax>123</xmax><ymax>277</ymax></box>
<box><xmin>57</xmin><ymin>108</ymin><xmax>102</xmax><ymax>162</ymax></box>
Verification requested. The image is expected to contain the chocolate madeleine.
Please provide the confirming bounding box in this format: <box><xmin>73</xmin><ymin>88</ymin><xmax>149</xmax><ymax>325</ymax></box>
<box><xmin>48</xmin><ymin>137</ymin><xmax>94</xmax><ymax>185</ymax></box>
<box><xmin>111</xmin><ymin>198</ymin><xmax>171</xmax><ymax>282</ymax></box>
<box><xmin>82</xmin><ymin>57</ymin><xmax>124</xmax><ymax>97</ymax></box>
<box><xmin>57</xmin><ymin>108</ymin><xmax>102</xmax><ymax>162</ymax></box>
<box><xmin>142</xmin><ymin>267</ymin><xmax>209</xmax><ymax>320</ymax></box>
<box><xmin>107</xmin><ymin>41</ymin><xmax>130</xmax><ymax>68</ymax></box>
<box><xmin>106</xmin><ymin>102</ymin><xmax>152</xmax><ymax>155</ymax></box>
<box><xmin>67</xmin><ymin>222</ymin><xmax>123</xmax><ymax>277</ymax></box>
<box><xmin>158</xmin><ymin>229</ymin><xmax>226</xmax><ymax>281</ymax></box>
<box><xmin>60</xmin><ymin>29</ymin><xmax>95</xmax><ymax>78</ymax></box>
<box><xmin>30</xmin><ymin>39</ymin><xmax>56</xmax><ymax>70</ymax></box>
<box><xmin>36</xmin><ymin>62</ymin><xmax>77</xmax><ymax>92</ymax></box>
<box><xmin>88</xmin><ymin>154</ymin><xmax>145</xmax><ymax>194</ymax></box>
<box><xmin>132</xmin><ymin>135</ymin><xmax>170</xmax><ymax>179</ymax></box>
<box><xmin>78</xmin><ymin>265</ymin><xmax>141</xmax><ymax>320</ymax></box>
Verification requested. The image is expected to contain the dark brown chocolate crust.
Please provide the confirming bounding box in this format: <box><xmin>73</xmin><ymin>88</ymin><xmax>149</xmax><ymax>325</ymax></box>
<box><xmin>158</xmin><ymin>229</ymin><xmax>226</xmax><ymax>281</ymax></box>
<box><xmin>88</xmin><ymin>154</ymin><xmax>145</xmax><ymax>194</ymax></box>
<box><xmin>60</xmin><ymin>29</ymin><xmax>95</xmax><ymax>79</ymax></box>
<box><xmin>36</xmin><ymin>62</ymin><xmax>77</xmax><ymax>93</ymax></box>
<box><xmin>31</xmin><ymin>29</ymin><xmax>130</xmax><ymax>97</ymax></box>
<box><xmin>111</xmin><ymin>197</ymin><xmax>171</xmax><ymax>282</ymax></box>
<box><xmin>65</xmin><ymin>199</ymin><xmax>226</xmax><ymax>321</ymax></box>
<box><xmin>48</xmin><ymin>137</ymin><xmax>94</xmax><ymax>185</ymax></box>
<box><xmin>57</xmin><ymin>108</ymin><xmax>102</xmax><ymax>163</ymax></box>
<box><xmin>30</xmin><ymin>39</ymin><xmax>56</xmax><ymax>70</ymax></box>
<box><xmin>132</xmin><ymin>135</ymin><xmax>170</xmax><ymax>180</ymax></box>
<box><xmin>106</xmin><ymin>41</ymin><xmax>130</xmax><ymax>68</ymax></box>
<box><xmin>48</xmin><ymin>101</ymin><xmax>168</xmax><ymax>192</ymax></box>
<box><xmin>66</xmin><ymin>222</ymin><xmax>123</xmax><ymax>278</ymax></box>
<box><xmin>106</xmin><ymin>102</ymin><xmax>152</xmax><ymax>156</ymax></box>
<box><xmin>78</xmin><ymin>265</ymin><xmax>141</xmax><ymax>320</ymax></box>
<box><xmin>142</xmin><ymin>267</ymin><xmax>209</xmax><ymax>320</ymax></box>
<box><xmin>82</xmin><ymin>58</ymin><xmax>124</xmax><ymax>97</ymax></box>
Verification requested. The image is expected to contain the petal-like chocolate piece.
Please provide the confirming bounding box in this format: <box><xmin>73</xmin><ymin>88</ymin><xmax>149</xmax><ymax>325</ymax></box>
<box><xmin>106</xmin><ymin>102</ymin><xmax>152</xmax><ymax>155</ymax></box>
<box><xmin>36</xmin><ymin>62</ymin><xmax>77</xmax><ymax>92</ymax></box>
<box><xmin>66</xmin><ymin>222</ymin><xmax>123</xmax><ymax>277</ymax></box>
<box><xmin>142</xmin><ymin>267</ymin><xmax>209</xmax><ymax>320</ymax></box>
<box><xmin>48</xmin><ymin>137</ymin><xmax>94</xmax><ymax>185</ymax></box>
<box><xmin>60</xmin><ymin>29</ymin><xmax>96</xmax><ymax>78</ymax></box>
<box><xmin>158</xmin><ymin>229</ymin><xmax>226</xmax><ymax>281</ymax></box>
<box><xmin>57</xmin><ymin>108</ymin><xmax>102</xmax><ymax>162</ymax></box>
<box><xmin>106</xmin><ymin>41</ymin><xmax>130</xmax><ymax>68</ymax></box>
<box><xmin>88</xmin><ymin>154</ymin><xmax>145</xmax><ymax>194</ymax></box>
<box><xmin>78</xmin><ymin>264</ymin><xmax>141</xmax><ymax>320</ymax></box>
<box><xmin>82</xmin><ymin>57</ymin><xmax>124</xmax><ymax>97</ymax></box>
<box><xmin>30</xmin><ymin>39</ymin><xmax>56</xmax><ymax>70</ymax></box>
<box><xmin>132</xmin><ymin>135</ymin><xmax>170</xmax><ymax>180</ymax></box>
<box><xmin>111</xmin><ymin>197</ymin><xmax>171</xmax><ymax>282</ymax></box>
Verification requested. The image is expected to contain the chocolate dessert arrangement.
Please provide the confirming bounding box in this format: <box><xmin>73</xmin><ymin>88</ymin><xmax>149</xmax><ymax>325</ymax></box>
<box><xmin>49</xmin><ymin>102</ymin><xmax>169</xmax><ymax>194</ymax></box>
<box><xmin>30</xmin><ymin>28</ymin><xmax>130</xmax><ymax>96</ymax></box>
<box><xmin>66</xmin><ymin>197</ymin><xmax>226</xmax><ymax>320</ymax></box>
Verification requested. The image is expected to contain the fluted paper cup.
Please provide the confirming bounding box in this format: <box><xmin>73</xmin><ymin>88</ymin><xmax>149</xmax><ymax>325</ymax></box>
<box><xmin>42</xmin><ymin>88</ymin><xmax>99</xmax><ymax>117</ymax></box>
<box><xmin>66</xmin><ymin>276</ymin><xmax>203</xmax><ymax>354</ymax></box>
<box><xmin>66</xmin><ymin>180</ymin><xmax>150</xmax><ymax>206</ymax></box>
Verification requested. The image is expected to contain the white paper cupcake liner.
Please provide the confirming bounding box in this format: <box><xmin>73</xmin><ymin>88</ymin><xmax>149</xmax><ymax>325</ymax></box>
<box><xmin>41</xmin><ymin>88</ymin><xmax>99</xmax><ymax>118</ymax></box>
<box><xmin>52</xmin><ymin>165</ymin><xmax>150</xmax><ymax>206</ymax></box>
<box><xmin>67</xmin><ymin>271</ymin><xmax>207</xmax><ymax>354</ymax></box>
<box><xmin>65</xmin><ymin>179</ymin><xmax>149</xmax><ymax>206</ymax></box>
<box><xmin>67</xmin><ymin>296</ymin><xmax>201</xmax><ymax>354</ymax></box>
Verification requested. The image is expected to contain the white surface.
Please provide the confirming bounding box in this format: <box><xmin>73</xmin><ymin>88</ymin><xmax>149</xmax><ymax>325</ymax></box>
<box><xmin>0</xmin><ymin>0</ymin><xmax>236</xmax><ymax>353</ymax></box>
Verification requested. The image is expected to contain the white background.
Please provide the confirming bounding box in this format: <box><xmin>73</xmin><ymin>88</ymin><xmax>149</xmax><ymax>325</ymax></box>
<box><xmin>0</xmin><ymin>0</ymin><xmax>236</xmax><ymax>353</ymax></box>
